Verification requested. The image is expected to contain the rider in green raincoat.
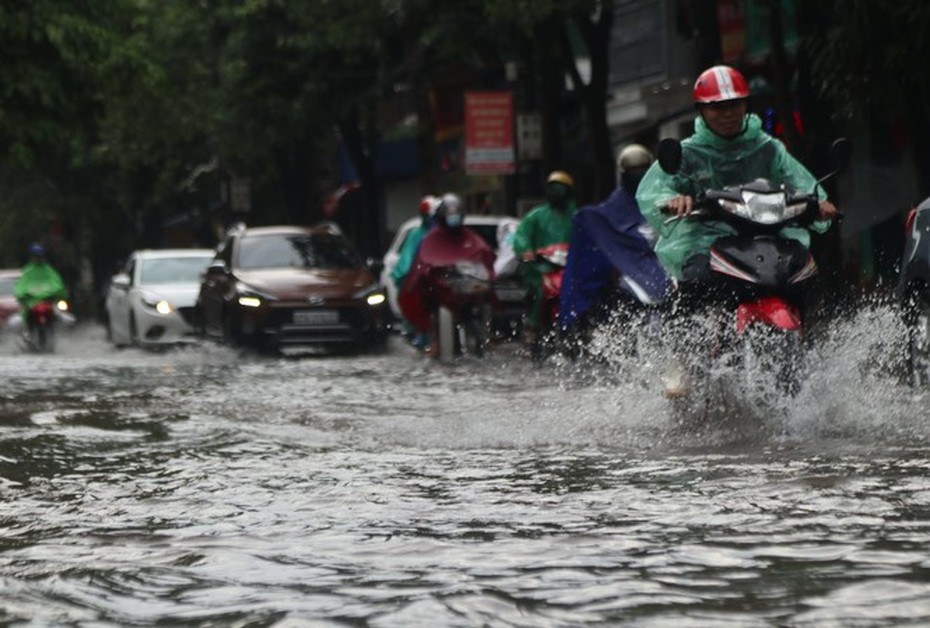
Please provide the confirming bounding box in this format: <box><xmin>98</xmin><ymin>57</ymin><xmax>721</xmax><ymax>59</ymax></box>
<box><xmin>636</xmin><ymin>65</ymin><xmax>837</xmax><ymax>282</ymax></box>
<box><xmin>513</xmin><ymin>171</ymin><xmax>578</xmax><ymax>339</ymax></box>
<box><xmin>14</xmin><ymin>243</ymin><xmax>67</xmax><ymax>311</ymax></box>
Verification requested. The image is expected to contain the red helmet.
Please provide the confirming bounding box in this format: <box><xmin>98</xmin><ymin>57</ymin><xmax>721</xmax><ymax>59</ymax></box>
<box><xmin>418</xmin><ymin>195</ymin><xmax>439</xmax><ymax>217</ymax></box>
<box><xmin>693</xmin><ymin>65</ymin><xmax>750</xmax><ymax>104</ymax></box>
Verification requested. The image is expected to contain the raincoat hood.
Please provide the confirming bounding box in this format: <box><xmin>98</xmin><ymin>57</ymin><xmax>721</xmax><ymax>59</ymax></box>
<box><xmin>693</xmin><ymin>111</ymin><xmax>762</xmax><ymax>148</ymax></box>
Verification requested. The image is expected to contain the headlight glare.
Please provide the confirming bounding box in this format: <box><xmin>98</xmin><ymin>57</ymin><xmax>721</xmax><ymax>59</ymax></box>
<box><xmin>238</xmin><ymin>296</ymin><xmax>262</xmax><ymax>308</ymax></box>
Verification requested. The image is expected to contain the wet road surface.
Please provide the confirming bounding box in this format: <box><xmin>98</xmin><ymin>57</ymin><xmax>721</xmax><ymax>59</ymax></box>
<box><xmin>2</xmin><ymin>304</ymin><xmax>930</xmax><ymax>626</ymax></box>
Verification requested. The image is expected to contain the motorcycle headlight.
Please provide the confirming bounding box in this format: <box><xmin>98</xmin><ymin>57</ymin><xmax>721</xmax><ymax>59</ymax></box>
<box><xmin>720</xmin><ymin>190</ymin><xmax>803</xmax><ymax>225</ymax></box>
<box><xmin>784</xmin><ymin>202</ymin><xmax>809</xmax><ymax>220</ymax></box>
<box><xmin>55</xmin><ymin>299</ymin><xmax>69</xmax><ymax>312</ymax></box>
<box><xmin>454</xmin><ymin>261</ymin><xmax>490</xmax><ymax>281</ymax></box>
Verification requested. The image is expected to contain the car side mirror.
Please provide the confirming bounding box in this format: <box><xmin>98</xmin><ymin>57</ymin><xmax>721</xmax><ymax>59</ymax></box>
<box><xmin>366</xmin><ymin>257</ymin><xmax>384</xmax><ymax>274</ymax></box>
<box><xmin>205</xmin><ymin>261</ymin><xmax>228</xmax><ymax>276</ymax></box>
<box><xmin>111</xmin><ymin>274</ymin><xmax>130</xmax><ymax>290</ymax></box>
<box><xmin>657</xmin><ymin>138</ymin><xmax>683</xmax><ymax>175</ymax></box>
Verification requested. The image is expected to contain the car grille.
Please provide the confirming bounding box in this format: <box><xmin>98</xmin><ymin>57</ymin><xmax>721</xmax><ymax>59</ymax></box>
<box><xmin>260</xmin><ymin>304</ymin><xmax>385</xmax><ymax>345</ymax></box>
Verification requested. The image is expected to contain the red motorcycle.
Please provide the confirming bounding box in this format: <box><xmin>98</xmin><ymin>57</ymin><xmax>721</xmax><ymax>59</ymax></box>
<box><xmin>524</xmin><ymin>243</ymin><xmax>569</xmax><ymax>359</ymax></box>
<box><xmin>428</xmin><ymin>261</ymin><xmax>494</xmax><ymax>360</ymax></box>
<box><xmin>655</xmin><ymin>137</ymin><xmax>851</xmax><ymax>397</ymax></box>
<box><xmin>398</xmin><ymin>224</ymin><xmax>497</xmax><ymax>361</ymax></box>
<box><xmin>18</xmin><ymin>298</ymin><xmax>74</xmax><ymax>353</ymax></box>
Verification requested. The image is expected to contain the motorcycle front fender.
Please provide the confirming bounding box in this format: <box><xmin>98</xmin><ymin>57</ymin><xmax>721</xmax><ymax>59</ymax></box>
<box><xmin>736</xmin><ymin>295</ymin><xmax>802</xmax><ymax>334</ymax></box>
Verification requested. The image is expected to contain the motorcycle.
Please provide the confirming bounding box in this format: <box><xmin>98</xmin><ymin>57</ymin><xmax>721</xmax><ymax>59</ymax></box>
<box><xmin>397</xmin><ymin>226</ymin><xmax>497</xmax><ymax>362</ymax></box>
<box><xmin>656</xmin><ymin>137</ymin><xmax>851</xmax><ymax>400</ymax></box>
<box><xmin>524</xmin><ymin>243</ymin><xmax>569</xmax><ymax>359</ymax></box>
<box><xmin>11</xmin><ymin>298</ymin><xmax>75</xmax><ymax>353</ymax></box>
<box><xmin>429</xmin><ymin>261</ymin><xmax>494</xmax><ymax>361</ymax></box>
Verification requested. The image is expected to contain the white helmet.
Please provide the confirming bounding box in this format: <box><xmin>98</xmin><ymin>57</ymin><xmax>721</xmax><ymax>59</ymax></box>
<box><xmin>616</xmin><ymin>144</ymin><xmax>654</xmax><ymax>174</ymax></box>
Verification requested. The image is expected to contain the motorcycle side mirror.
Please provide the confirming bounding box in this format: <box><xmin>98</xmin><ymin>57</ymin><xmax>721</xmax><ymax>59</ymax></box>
<box><xmin>657</xmin><ymin>138</ymin><xmax>683</xmax><ymax>175</ymax></box>
<box><xmin>812</xmin><ymin>138</ymin><xmax>853</xmax><ymax>192</ymax></box>
<box><xmin>829</xmin><ymin>138</ymin><xmax>852</xmax><ymax>175</ymax></box>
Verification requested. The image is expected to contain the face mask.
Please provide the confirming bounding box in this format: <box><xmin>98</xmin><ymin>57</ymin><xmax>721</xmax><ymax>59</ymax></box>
<box><xmin>445</xmin><ymin>213</ymin><xmax>463</xmax><ymax>228</ymax></box>
<box><xmin>621</xmin><ymin>172</ymin><xmax>645</xmax><ymax>194</ymax></box>
<box><xmin>546</xmin><ymin>184</ymin><xmax>570</xmax><ymax>210</ymax></box>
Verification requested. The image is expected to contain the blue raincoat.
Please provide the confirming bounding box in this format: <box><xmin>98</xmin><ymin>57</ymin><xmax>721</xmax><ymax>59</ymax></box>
<box><xmin>559</xmin><ymin>187</ymin><xmax>672</xmax><ymax>331</ymax></box>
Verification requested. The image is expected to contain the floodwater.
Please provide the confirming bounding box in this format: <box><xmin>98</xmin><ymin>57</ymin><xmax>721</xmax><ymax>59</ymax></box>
<box><xmin>2</xmin><ymin>302</ymin><xmax>930</xmax><ymax>627</ymax></box>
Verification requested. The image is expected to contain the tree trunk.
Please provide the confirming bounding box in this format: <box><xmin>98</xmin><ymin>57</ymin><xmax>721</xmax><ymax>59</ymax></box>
<box><xmin>274</xmin><ymin>140</ymin><xmax>314</xmax><ymax>225</ymax></box>
<box><xmin>537</xmin><ymin>17</ymin><xmax>564</xmax><ymax>187</ymax></box>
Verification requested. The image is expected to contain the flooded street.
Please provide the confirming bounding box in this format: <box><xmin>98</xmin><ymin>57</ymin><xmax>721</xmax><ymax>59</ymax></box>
<box><xmin>3</xmin><ymin>304</ymin><xmax>930</xmax><ymax>626</ymax></box>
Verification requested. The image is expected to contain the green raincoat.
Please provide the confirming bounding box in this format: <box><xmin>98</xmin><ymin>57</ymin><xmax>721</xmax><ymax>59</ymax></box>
<box><xmin>391</xmin><ymin>220</ymin><xmax>431</xmax><ymax>290</ymax></box>
<box><xmin>14</xmin><ymin>262</ymin><xmax>67</xmax><ymax>310</ymax></box>
<box><xmin>636</xmin><ymin>113</ymin><xmax>831</xmax><ymax>280</ymax></box>
<box><xmin>513</xmin><ymin>201</ymin><xmax>577</xmax><ymax>328</ymax></box>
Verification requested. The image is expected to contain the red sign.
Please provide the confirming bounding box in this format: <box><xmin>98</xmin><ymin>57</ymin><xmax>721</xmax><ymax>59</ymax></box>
<box><xmin>464</xmin><ymin>91</ymin><xmax>515</xmax><ymax>175</ymax></box>
<box><xmin>717</xmin><ymin>0</ymin><xmax>746</xmax><ymax>64</ymax></box>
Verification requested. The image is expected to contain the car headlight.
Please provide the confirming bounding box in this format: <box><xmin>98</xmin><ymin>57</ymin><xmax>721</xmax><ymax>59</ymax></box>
<box><xmin>235</xmin><ymin>282</ymin><xmax>276</xmax><ymax>308</ymax></box>
<box><xmin>354</xmin><ymin>284</ymin><xmax>387</xmax><ymax>307</ymax></box>
<box><xmin>238</xmin><ymin>296</ymin><xmax>262</xmax><ymax>308</ymax></box>
<box><xmin>141</xmin><ymin>292</ymin><xmax>174</xmax><ymax>314</ymax></box>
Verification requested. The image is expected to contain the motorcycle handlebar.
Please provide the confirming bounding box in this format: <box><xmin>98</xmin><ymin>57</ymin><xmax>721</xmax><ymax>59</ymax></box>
<box><xmin>662</xmin><ymin>193</ymin><xmax>824</xmax><ymax>227</ymax></box>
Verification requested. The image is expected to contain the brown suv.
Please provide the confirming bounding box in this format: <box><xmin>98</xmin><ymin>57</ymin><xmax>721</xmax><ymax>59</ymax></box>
<box><xmin>196</xmin><ymin>224</ymin><xmax>389</xmax><ymax>351</ymax></box>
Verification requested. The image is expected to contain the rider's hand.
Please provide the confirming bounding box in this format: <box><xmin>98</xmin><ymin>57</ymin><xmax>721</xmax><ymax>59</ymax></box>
<box><xmin>520</xmin><ymin>251</ymin><xmax>536</xmax><ymax>262</ymax></box>
<box><xmin>818</xmin><ymin>200</ymin><xmax>838</xmax><ymax>220</ymax></box>
<box><xmin>664</xmin><ymin>195</ymin><xmax>694</xmax><ymax>217</ymax></box>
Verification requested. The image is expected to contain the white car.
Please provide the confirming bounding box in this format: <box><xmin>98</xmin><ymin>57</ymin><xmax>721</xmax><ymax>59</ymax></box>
<box><xmin>105</xmin><ymin>249</ymin><xmax>215</xmax><ymax>348</ymax></box>
<box><xmin>381</xmin><ymin>214</ymin><xmax>523</xmax><ymax>320</ymax></box>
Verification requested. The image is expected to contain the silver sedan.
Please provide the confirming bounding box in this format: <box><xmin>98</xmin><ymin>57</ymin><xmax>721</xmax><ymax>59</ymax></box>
<box><xmin>105</xmin><ymin>249</ymin><xmax>214</xmax><ymax>349</ymax></box>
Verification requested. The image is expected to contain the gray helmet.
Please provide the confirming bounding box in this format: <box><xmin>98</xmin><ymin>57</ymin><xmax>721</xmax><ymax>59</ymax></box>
<box><xmin>616</xmin><ymin>144</ymin><xmax>654</xmax><ymax>174</ymax></box>
<box><xmin>437</xmin><ymin>192</ymin><xmax>465</xmax><ymax>228</ymax></box>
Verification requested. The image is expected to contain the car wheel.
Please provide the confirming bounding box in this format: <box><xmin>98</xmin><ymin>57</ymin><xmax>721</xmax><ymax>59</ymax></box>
<box><xmin>222</xmin><ymin>309</ymin><xmax>240</xmax><ymax>346</ymax></box>
<box><xmin>192</xmin><ymin>303</ymin><xmax>206</xmax><ymax>338</ymax></box>
<box><xmin>905</xmin><ymin>289</ymin><xmax>930</xmax><ymax>386</ymax></box>
<box><xmin>129</xmin><ymin>313</ymin><xmax>139</xmax><ymax>347</ymax></box>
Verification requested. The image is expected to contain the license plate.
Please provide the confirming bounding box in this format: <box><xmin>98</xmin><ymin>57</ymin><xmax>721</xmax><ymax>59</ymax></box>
<box><xmin>293</xmin><ymin>309</ymin><xmax>338</xmax><ymax>325</ymax></box>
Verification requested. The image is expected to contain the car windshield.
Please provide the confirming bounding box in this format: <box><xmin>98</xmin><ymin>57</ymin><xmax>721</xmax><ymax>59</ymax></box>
<box><xmin>468</xmin><ymin>224</ymin><xmax>499</xmax><ymax>251</ymax></box>
<box><xmin>140</xmin><ymin>257</ymin><xmax>212</xmax><ymax>285</ymax></box>
<box><xmin>238</xmin><ymin>233</ymin><xmax>362</xmax><ymax>270</ymax></box>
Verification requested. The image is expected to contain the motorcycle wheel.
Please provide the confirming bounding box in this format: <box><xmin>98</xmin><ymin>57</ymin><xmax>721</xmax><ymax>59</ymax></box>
<box><xmin>34</xmin><ymin>324</ymin><xmax>52</xmax><ymax>353</ymax></box>
<box><xmin>437</xmin><ymin>305</ymin><xmax>457</xmax><ymax>362</ymax></box>
<box><xmin>461</xmin><ymin>308</ymin><xmax>487</xmax><ymax>358</ymax></box>
<box><xmin>740</xmin><ymin>325</ymin><xmax>805</xmax><ymax>397</ymax></box>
